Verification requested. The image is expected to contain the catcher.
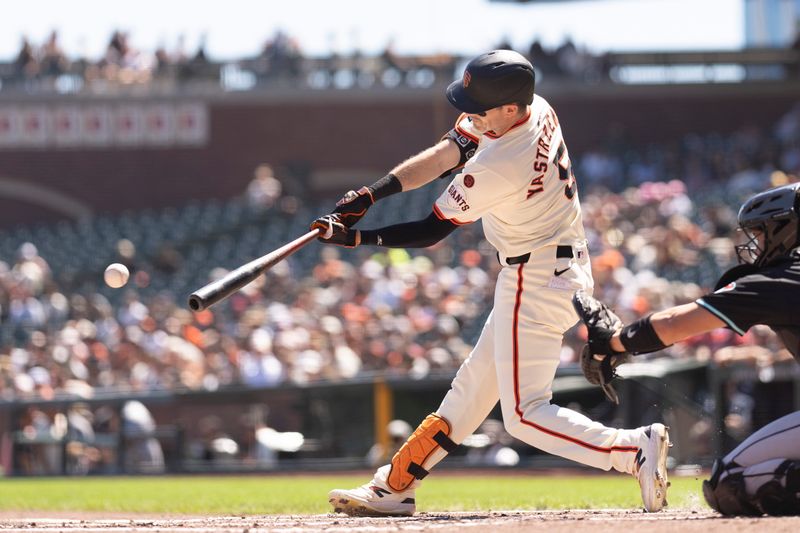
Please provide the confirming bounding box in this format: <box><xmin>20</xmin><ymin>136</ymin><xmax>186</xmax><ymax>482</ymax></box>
<box><xmin>573</xmin><ymin>182</ymin><xmax>800</xmax><ymax>517</ymax></box>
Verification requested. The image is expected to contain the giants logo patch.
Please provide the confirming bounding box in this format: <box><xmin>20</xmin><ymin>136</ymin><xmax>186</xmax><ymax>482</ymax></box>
<box><xmin>447</xmin><ymin>183</ymin><xmax>470</xmax><ymax>211</ymax></box>
<box><xmin>463</xmin><ymin>174</ymin><xmax>474</xmax><ymax>188</ymax></box>
<box><xmin>463</xmin><ymin>71</ymin><xmax>472</xmax><ymax>88</ymax></box>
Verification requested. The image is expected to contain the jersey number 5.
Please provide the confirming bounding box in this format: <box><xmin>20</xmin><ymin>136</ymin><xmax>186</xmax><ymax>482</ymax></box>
<box><xmin>555</xmin><ymin>141</ymin><xmax>576</xmax><ymax>199</ymax></box>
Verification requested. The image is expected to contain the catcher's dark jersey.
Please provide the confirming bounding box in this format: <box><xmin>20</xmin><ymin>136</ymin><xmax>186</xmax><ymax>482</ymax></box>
<box><xmin>696</xmin><ymin>256</ymin><xmax>800</xmax><ymax>360</ymax></box>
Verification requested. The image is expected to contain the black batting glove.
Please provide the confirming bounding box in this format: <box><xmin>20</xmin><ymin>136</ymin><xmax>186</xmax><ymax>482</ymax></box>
<box><xmin>332</xmin><ymin>186</ymin><xmax>374</xmax><ymax>227</ymax></box>
<box><xmin>310</xmin><ymin>214</ymin><xmax>361</xmax><ymax>248</ymax></box>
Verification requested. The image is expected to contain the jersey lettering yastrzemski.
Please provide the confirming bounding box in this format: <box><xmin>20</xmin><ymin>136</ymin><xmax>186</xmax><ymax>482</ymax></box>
<box><xmin>433</xmin><ymin>95</ymin><xmax>586</xmax><ymax>258</ymax></box>
<box><xmin>696</xmin><ymin>257</ymin><xmax>800</xmax><ymax>359</ymax></box>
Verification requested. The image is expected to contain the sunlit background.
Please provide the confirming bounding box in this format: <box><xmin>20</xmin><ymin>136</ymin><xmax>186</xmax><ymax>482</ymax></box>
<box><xmin>0</xmin><ymin>0</ymin><xmax>797</xmax><ymax>479</ymax></box>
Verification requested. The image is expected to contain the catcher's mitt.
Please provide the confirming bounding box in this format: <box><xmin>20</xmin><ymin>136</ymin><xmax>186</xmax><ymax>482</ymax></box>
<box><xmin>579</xmin><ymin>346</ymin><xmax>629</xmax><ymax>404</ymax></box>
<box><xmin>572</xmin><ymin>290</ymin><xmax>631</xmax><ymax>404</ymax></box>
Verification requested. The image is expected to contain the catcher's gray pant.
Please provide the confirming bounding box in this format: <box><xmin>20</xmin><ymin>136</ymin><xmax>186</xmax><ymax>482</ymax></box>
<box><xmin>404</xmin><ymin>243</ymin><xmax>647</xmax><ymax>478</ymax></box>
<box><xmin>721</xmin><ymin>410</ymin><xmax>800</xmax><ymax>496</ymax></box>
<box><xmin>704</xmin><ymin>410</ymin><xmax>800</xmax><ymax>515</ymax></box>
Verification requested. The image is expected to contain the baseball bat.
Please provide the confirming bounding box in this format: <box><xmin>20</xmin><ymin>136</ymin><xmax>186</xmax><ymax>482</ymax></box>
<box><xmin>188</xmin><ymin>228</ymin><xmax>321</xmax><ymax>312</ymax></box>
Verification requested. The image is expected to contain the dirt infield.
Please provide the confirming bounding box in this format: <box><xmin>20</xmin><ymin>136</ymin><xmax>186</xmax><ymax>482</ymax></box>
<box><xmin>0</xmin><ymin>510</ymin><xmax>798</xmax><ymax>532</ymax></box>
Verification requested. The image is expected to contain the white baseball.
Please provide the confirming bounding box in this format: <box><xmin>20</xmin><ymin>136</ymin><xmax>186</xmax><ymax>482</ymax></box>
<box><xmin>104</xmin><ymin>263</ymin><xmax>130</xmax><ymax>288</ymax></box>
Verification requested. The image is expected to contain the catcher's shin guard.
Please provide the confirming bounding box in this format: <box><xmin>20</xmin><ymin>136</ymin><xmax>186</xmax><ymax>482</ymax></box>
<box><xmin>387</xmin><ymin>413</ymin><xmax>457</xmax><ymax>492</ymax></box>
<box><xmin>702</xmin><ymin>459</ymin><xmax>761</xmax><ymax>516</ymax></box>
<box><xmin>754</xmin><ymin>460</ymin><xmax>800</xmax><ymax>516</ymax></box>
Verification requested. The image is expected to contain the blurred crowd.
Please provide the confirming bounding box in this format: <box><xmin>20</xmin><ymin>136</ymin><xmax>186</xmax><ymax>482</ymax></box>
<box><xmin>1</xmin><ymin>104</ymin><xmax>799</xmax><ymax>403</ymax></box>
<box><xmin>0</xmin><ymin>233</ymin><xmax>489</xmax><ymax>400</ymax></box>
<box><xmin>2</xmin><ymin>29</ymin><xmax>652</xmax><ymax>93</ymax></box>
<box><xmin>7</xmin><ymin>30</ymin><xmax>216</xmax><ymax>92</ymax></box>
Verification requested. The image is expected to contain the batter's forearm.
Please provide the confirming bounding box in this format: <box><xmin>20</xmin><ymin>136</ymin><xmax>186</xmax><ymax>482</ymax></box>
<box><xmin>391</xmin><ymin>140</ymin><xmax>461</xmax><ymax>191</ymax></box>
<box><xmin>332</xmin><ymin>141</ymin><xmax>456</xmax><ymax>228</ymax></box>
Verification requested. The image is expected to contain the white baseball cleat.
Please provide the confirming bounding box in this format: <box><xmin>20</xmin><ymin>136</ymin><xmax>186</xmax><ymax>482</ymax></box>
<box><xmin>634</xmin><ymin>423</ymin><xmax>671</xmax><ymax>512</ymax></box>
<box><xmin>328</xmin><ymin>483</ymin><xmax>416</xmax><ymax>517</ymax></box>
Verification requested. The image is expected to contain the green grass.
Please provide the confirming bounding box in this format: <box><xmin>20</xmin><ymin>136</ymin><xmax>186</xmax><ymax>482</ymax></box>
<box><xmin>0</xmin><ymin>474</ymin><xmax>705</xmax><ymax>515</ymax></box>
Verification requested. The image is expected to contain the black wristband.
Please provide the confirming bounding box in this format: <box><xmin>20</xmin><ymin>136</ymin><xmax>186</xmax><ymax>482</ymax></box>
<box><xmin>368</xmin><ymin>173</ymin><xmax>403</xmax><ymax>201</ymax></box>
<box><xmin>619</xmin><ymin>315</ymin><xmax>670</xmax><ymax>355</ymax></box>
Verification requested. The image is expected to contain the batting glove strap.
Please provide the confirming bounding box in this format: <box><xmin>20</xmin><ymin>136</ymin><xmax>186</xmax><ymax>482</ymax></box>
<box><xmin>310</xmin><ymin>214</ymin><xmax>360</xmax><ymax>248</ymax></box>
<box><xmin>333</xmin><ymin>187</ymin><xmax>374</xmax><ymax>227</ymax></box>
<box><xmin>619</xmin><ymin>315</ymin><xmax>670</xmax><ymax>355</ymax></box>
<box><xmin>333</xmin><ymin>174</ymin><xmax>403</xmax><ymax>227</ymax></box>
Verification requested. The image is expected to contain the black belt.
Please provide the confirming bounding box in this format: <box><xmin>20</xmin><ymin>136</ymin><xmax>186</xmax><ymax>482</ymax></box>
<box><xmin>501</xmin><ymin>245</ymin><xmax>573</xmax><ymax>265</ymax></box>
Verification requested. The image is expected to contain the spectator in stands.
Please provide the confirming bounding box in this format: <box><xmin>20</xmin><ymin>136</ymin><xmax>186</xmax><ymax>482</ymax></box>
<box><xmin>555</xmin><ymin>37</ymin><xmax>579</xmax><ymax>76</ymax></box>
<box><xmin>122</xmin><ymin>400</ymin><xmax>165</xmax><ymax>473</ymax></box>
<box><xmin>379</xmin><ymin>39</ymin><xmax>407</xmax><ymax>85</ymax></box>
<box><xmin>366</xmin><ymin>419</ymin><xmax>412</xmax><ymax>467</ymax></box>
<box><xmin>38</xmin><ymin>31</ymin><xmax>69</xmax><ymax>80</ymax></box>
<box><xmin>527</xmin><ymin>39</ymin><xmax>560</xmax><ymax>77</ymax></box>
<box><xmin>12</xmin><ymin>37</ymin><xmax>39</xmax><ymax>85</ymax></box>
<box><xmin>238</xmin><ymin>328</ymin><xmax>284</xmax><ymax>386</ymax></box>
<box><xmin>259</xmin><ymin>30</ymin><xmax>303</xmax><ymax>83</ymax></box>
<box><xmin>245</xmin><ymin>163</ymin><xmax>283</xmax><ymax>210</ymax></box>
<box><xmin>153</xmin><ymin>46</ymin><xmax>173</xmax><ymax>79</ymax></box>
<box><xmin>178</xmin><ymin>34</ymin><xmax>216</xmax><ymax>83</ymax></box>
<box><xmin>98</xmin><ymin>31</ymin><xmax>153</xmax><ymax>85</ymax></box>
<box><xmin>15</xmin><ymin>407</ymin><xmax>63</xmax><ymax>475</ymax></box>
<box><xmin>65</xmin><ymin>403</ymin><xmax>101</xmax><ymax>475</ymax></box>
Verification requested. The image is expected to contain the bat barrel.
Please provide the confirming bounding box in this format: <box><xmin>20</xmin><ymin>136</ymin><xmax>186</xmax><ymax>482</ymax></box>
<box><xmin>188</xmin><ymin>228</ymin><xmax>321</xmax><ymax>312</ymax></box>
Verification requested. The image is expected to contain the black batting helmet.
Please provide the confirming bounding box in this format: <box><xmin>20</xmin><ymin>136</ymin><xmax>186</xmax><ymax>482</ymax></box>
<box><xmin>736</xmin><ymin>182</ymin><xmax>800</xmax><ymax>266</ymax></box>
<box><xmin>446</xmin><ymin>50</ymin><xmax>536</xmax><ymax>114</ymax></box>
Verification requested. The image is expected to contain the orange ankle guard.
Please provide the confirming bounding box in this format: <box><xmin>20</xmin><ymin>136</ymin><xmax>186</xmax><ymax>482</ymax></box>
<box><xmin>387</xmin><ymin>413</ymin><xmax>457</xmax><ymax>492</ymax></box>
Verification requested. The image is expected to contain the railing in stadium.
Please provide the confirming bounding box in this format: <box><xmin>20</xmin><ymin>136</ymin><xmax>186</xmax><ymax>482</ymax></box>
<box><xmin>0</xmin><ymin>48</ymin><xmax>797</xmax><ymax>95</ymax></box>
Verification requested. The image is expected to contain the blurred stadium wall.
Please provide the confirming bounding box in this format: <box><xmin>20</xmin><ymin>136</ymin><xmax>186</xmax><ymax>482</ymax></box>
<box><xmin>0</xmin><ymin>69</ymin><xmax>798</xmax><ymax>227</ymax></box>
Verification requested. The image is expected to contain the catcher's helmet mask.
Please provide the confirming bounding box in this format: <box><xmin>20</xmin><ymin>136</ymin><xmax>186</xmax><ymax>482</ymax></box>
<box><xmin>446</xmin><ymin>50</ymin><xmax>536</xmax><ymax>115</ymax></box>
<box><xmin>735</xmin><ymin>183</ymin><xmax>800</xmax><ymax>267</ymax></box>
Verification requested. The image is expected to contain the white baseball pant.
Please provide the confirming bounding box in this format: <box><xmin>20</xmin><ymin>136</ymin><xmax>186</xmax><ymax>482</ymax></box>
<box><xmin>415</xmin><ymin>242</ymin><xmax>646</xmax><ymax>476</ymax></box>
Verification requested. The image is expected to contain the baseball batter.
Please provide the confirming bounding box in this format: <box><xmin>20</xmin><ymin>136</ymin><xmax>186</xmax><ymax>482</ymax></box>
<box><xmin>312</xmin><ymin>50</ymin><xmax>670</xmax><ymax>516</ymax></box>
<box><xmin>573</xmin><ymin>182</ymin><xmax>800</xmax><ymax>516</ymax></box>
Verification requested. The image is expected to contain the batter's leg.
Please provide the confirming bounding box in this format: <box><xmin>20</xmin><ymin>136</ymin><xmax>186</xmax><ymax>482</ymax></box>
<box><xmin>380</xmin><ymin>309</ymin><xmax>500</xmax><ymax>491</ymax></box>
<box><xmin>493</xmin><ymin>264</ymin><xmax>648</xmax><ymax>475</ymax></box>
<box><xmin>329</xmin><ymin>310</ymin><xmax>500</xmax><ymax>516</ymax></box>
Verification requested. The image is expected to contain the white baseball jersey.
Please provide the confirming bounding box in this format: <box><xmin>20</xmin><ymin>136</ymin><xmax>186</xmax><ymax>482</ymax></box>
<box><xmin>433</xmin><ymin>95</ymin><xmax>586</xmax><ymax>258</ymax></box>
